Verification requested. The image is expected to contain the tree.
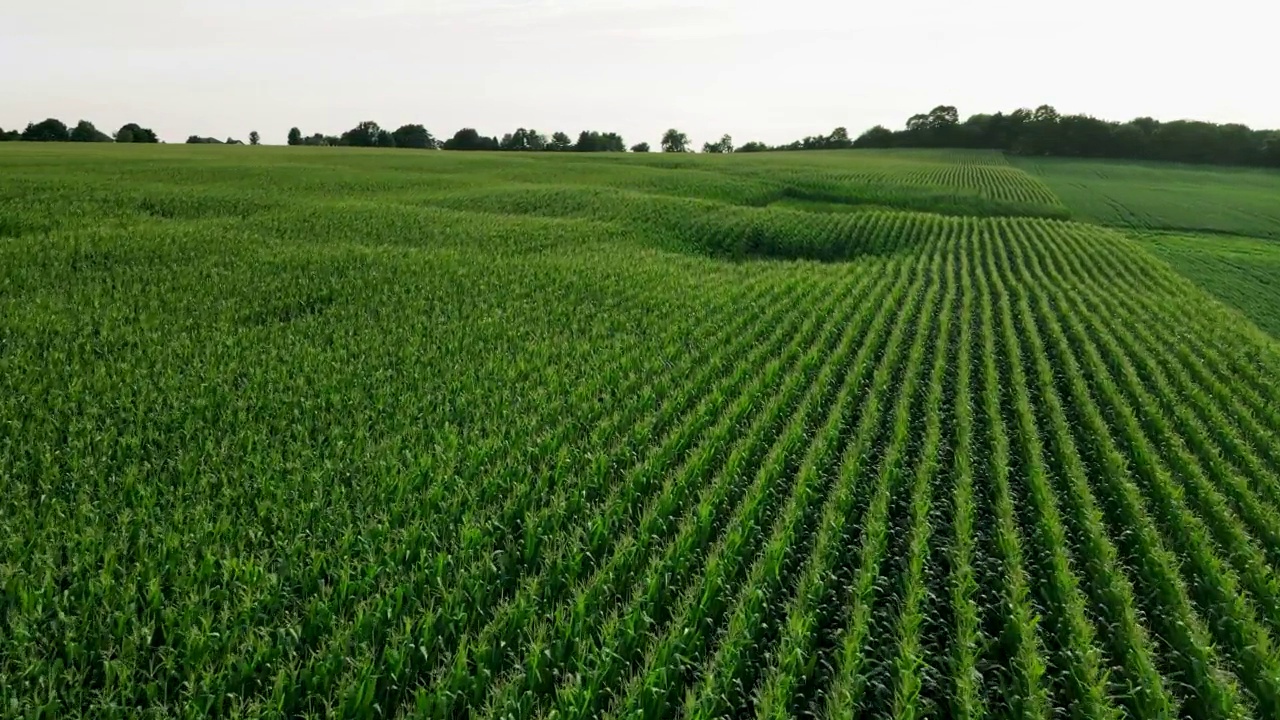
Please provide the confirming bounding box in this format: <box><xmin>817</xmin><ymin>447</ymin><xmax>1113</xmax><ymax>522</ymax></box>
<box><xmin>701</xmin><ymin>134</ymin><xmax>733</xmax><ymax>153</ymax></box>
<box><xmin>1032</xmin><ymin>104</ymin><xmax>1060</xmax><ymax>124</ymax></box>
<box><xmin>442</xmin><ymin>128</ymin><xmax>499</xmax><ymax>150</ymax></box>
<box><xmin>500</xmin><ymin>128</ymin><xmax>547</xmax><ymax>151</ymax></box>
<box><xmin>736</xmin><ymin>141</ymin><xmax>769</xmax><ymax>153</ymax></box>
<box><xmin>302</xmin><ymin>133</ymin><xmax>339</xmax><ymax>146</ymax></box>
<box><xmin>392</xmin><ymin>124</ymin><xmax>437</xmax><ymax>149</ymax></box>
<box><xmin>630</xmin><ymin>142</ymin><xmax>651</xmax><ymax>153</ymax></box>
<box><xmin>376</xmin><ymin>129</ymin><xmax>396</xmax><ymax>148</ymax></box>
<box><xmin>574</xmin><ymin>131</ymin><xmax>626</xmax><ymax>152</ymax></box>
<box><xmin>116</xmin><ymin>123</ymin><xmax>158</xmax><ymax>143</ymax></box>
<box><xmin>1263</xmin><ymin>132</ymin><xmax>1280</xmax><ymax>167</ymax></box>
<box><xmin>546</xmin><ymin>132</ymin><xmax>574</xmax><ymax>151</ymax></box>
<box><xmin>225</xmin><ymin>137</ymin><xmax>244</xmax><ymax>145</ymax></box>
<box><xmin>827</xmin><ymin>127</ymin><xmax>852</xmax><ymax>149</ymax></box>
<box><xmin>249</xmin><ymin>131</ymin><xmax>260</xmax><ymax>146</ymax></box>
<box><xmin>22</xmin><ymin>118</ymin><xmax>70</xmax><ymax>142</ymax></box>
<box><xmin>901</xmin><ymin>107</ymin><xmax>961</xmax><ymax>146</ymax></box>
<box><xmin>287</xmin><ymin>127</ymin><xmax>302</xmax><ymax>146</ymax></box>
<box><xmin>69</xmin><ymin>120</ymin><xmax>111</xmax><ymax>142</ymax></box>
<box><xmin>340</xmin><ymin>121</ymin><xmax>383</xmax><ymax>147</ymax></box>
<box><xmin>929</xmin><ymin>106</ymin><xmax>960</xmax><ymax>127</ymax></box>
<box><xmin>853</xmin><ymin>125</ymin><xmax>894</xmax><ymax>148</ymax></box>
<box><xmin>527</xmin><ymin>130</ymin><xmax>549</xmax><ymax>151</ymax></box>
<box><xmin>661</xmin><ymin>128</ymin><xmax>690</xmax><ymax>153</ymax></box>
<box><xmin>839</xmin><ymin>103</ymin><xmax>1280</xmax><ymax>167</ymax></box>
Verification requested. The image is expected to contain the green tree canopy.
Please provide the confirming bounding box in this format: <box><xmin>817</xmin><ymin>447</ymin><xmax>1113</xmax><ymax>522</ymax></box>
<box><xmin>852</xmin><ymin>125</ymin><xmax>894</xmax><ymax>148</ymax></box>
<box><xmin>70</xmin><ymin>120</ymin><xmax>112</xmax><ymax>142</ymax></box>
<box><xmin>702</xmin><ymin>134</ymin><xmax>733</xmax><ymax>153</ymax></box>
<box><xmin>116</xmin><ymin>123</ymin><xmax>158</xmax><ymax>143</ymax></box>
<box><xmin>442</xmin><ymin>128</ymin><xmax>500</xmax><ymax>151</ymax></box>
<box><xmin>661</xmin><ymin>128</ymin><xmax>690</xmax><ymax>153</ymax></box>
<box><xmin>392</xmin><ymin>124</ymin><xmax>437</xmax><ymax>149</ymax></box>
<box><xmin>574</xmin><ymin>131</ymin><xmax>625</xmax><ymax>152</ymax></box>
<box><xmin>340</xmin><ymin>121</ymin><xmax>383</xmax><ymax>147</ymax></box>
<box><xmin>23</xmin><ymin>118</ymin><xmax>70</xmax><ymax>142</ymax></box>
<box><xmin>546</xmin><ymin>132</ymin><xmax>574</xmax><ymax>151</ymax></box>
<box><xmin>500</xmin><ymin>128</ymin><xmax>547</xmax><ymax>151</ymax></box>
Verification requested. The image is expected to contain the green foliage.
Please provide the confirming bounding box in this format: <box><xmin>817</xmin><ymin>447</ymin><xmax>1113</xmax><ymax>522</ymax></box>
<box><xmin>391</xmin><ymin>124</ymin><xmax>436</xmax><ymax>149</ymax></box>
<box><xmin>301</xmin><ymin>133</ymin><xmax>340</xmax><ymax>146</ymax></box>
<box><xmin>702</xmin><ymin>134</ymin><xmax>734</xmax><ymax>154</ymax></box>
<box><xmin>3</xmin><ymin>144</ymin><xmax>1280</xmax><ymax>719</ymax></box>
<box><xmin>340</xmin><ymin>120</ymin><xmax>384</xmax><ymax>147</ymax></box>
<box><xmin>853</xmin><ymin>125</ymin><xmax>895</xmax><ymax>148</ymax></box>
<box><xmin>776</xmin><ymin>126</ymin><xmax>855</xmax><ymax>151</ymax></box>
<box><xmin>22</xmin><ymin>118</ymin><xmax>70</xmax><ymax>142</ymax></box>
<box><xmin>859</xmin><ymin>104</ymin><xmax>1280</xmax><ymax>168</ymax></box>
<box><xmin>500</xmin><ymin>128</ymin><xmax>545</xmax><ymax>151</ymax></box>
<box><xmin>547</xmin><ymin>131</ymin><xmax>574</xmax><ymax>151</ymax></box>
<box><xmin>442</xmin><ymin>127</ymin><xmax>500</xmax><ymax>150</ymax></box>
<box><xmin>574</xmin><ymin>130</ymin><xmax>625</xmax><ymax>152</ymax></box>
<box><xmin>287</xmin><ymin>127</ymin><xmax>303</xmax><ymax>146</ymax></box>
<box><xmin>69</xmin><ymin>120</ymin><xmax>112</xmax><ymax>143</ymax></box>
<box><xmin>115</xmin><ymin>122</ymin><xmax>159</xmax><ymax>143</ymax></box>
<box><xmin>662</xmin><ymin>128</ymin><xmax>690</xmax><ymax>153</ymax></box>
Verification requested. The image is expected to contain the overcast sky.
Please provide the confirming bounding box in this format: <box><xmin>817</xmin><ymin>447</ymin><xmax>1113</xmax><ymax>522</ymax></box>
<box><xmin>3</xmin><ymin>0</ymin><xmax>1277</xmax><ymax>146</ymax></box>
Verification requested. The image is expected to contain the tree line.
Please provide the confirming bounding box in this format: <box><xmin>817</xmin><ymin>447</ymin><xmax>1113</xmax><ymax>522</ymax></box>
<box><xmin>0</xmin><ymin>119</ymin><xmax>159</xmax><ymax>143</ymax></box>
<box><xmin>6</xmin><ymin>109</ymin><xmax>1280</xmax><ymax>168</ymax></box>
<box><xmin>284</xmin><ymin>122</ymin><xmax>637</xmax><ymax>152</ymax></box>
<box><xmin>850</xmin><ymin>105</ymin><xmax>1280</xmax><ymax>167</ymax></box>
<box><xmin>282</xmin><ymin>124</ymin><xmax>741</xmax><ymax>155</ymax></box>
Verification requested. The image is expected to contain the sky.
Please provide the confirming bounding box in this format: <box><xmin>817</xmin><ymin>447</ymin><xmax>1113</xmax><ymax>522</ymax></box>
<box><xmin>3</xmin><ymin>0</ymin><xmax>1277</xmax><ymax>146</ymax></box>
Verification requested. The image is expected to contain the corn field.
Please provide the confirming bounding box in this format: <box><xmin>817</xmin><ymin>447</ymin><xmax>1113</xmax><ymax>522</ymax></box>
<box><xmin>2</xmin><ymin>144</ymin><xmax>1280</xmax><ymax>718</ymax></box>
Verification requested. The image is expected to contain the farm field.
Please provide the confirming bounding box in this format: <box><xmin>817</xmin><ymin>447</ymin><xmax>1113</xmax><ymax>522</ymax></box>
<box><xmin>4</xmin><ymin>144</ymin><xmax>1280</xmax><ymax>719</ymax></box>
<box><xmin>1138</xmin><ymin>231</ymin><xmax>1280</xmax><ymax>338</ymax></box>
<box><xmin>1013</xmin><ymin>156</ymin><xmax>1280</xmax><ymax>239</ymax></box>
